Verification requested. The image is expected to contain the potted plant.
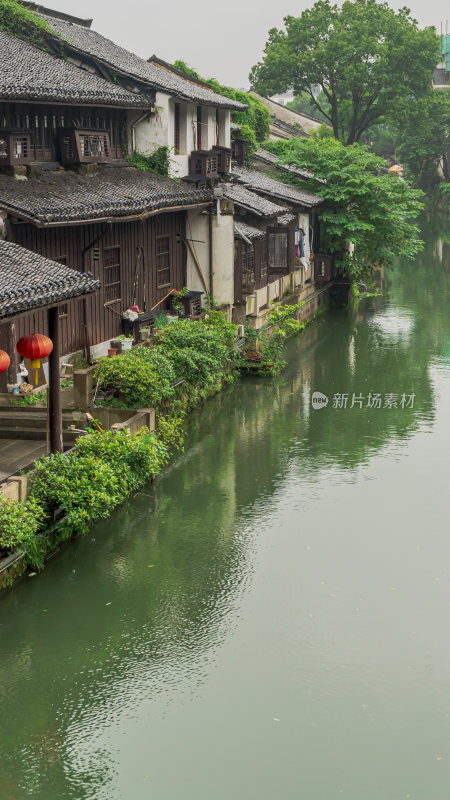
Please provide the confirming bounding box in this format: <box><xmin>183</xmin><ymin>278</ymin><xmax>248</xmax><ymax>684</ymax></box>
<box><xmin>152</xmin><ymin>311</ymin><xmax>170</xmax><ymax>332</ymax></box>
<box><xmin>117</xmin><ymin>334</ymin><xmax>134</xmax><ymax>352</ymax></box>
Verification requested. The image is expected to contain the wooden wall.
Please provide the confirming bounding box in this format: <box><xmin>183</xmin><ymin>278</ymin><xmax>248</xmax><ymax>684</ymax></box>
<box><xmin>9</xmin><ymin>211</ymin><xmax>187</xmax><ymax>356</ymax></box>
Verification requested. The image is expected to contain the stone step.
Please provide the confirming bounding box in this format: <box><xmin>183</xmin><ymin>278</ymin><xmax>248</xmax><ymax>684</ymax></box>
<box><xmin>0</xmin><ymin>425</ymin><xmax>80</xmax><ymax>443</ymax></box>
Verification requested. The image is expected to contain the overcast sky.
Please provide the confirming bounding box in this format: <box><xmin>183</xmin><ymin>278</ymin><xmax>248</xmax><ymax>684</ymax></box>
<box><xmin>49</xmin><ymin>0</ymin><xmax>448</xmax><ymax>87</ymax></box>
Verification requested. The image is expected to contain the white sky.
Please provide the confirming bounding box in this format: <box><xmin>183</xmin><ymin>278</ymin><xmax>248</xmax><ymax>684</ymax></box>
<box><xmin>45</xmin><ymin>0</ymin><xmax>448</xmax><ymax>87</ymax></box>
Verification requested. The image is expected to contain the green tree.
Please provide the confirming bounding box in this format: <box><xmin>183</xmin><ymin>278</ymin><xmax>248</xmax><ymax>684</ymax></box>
<box><xmin>249</xmin><ymin>0</ymin><xmax>439</xmax><ymax>145</ymax></box>
<box><xmin>390</xmin><ymin>90</ymin><xmax>450</xmax><ymax>192</ymax></box>
<box><xmin>286</xmin><ymin>90</ymin><xmax>330</xmax><ymax>123</ymax></box>
<box><xmin>264</xmin><ymin>136</ymin><xmax>424</xmax><ymax>279</ymax></box>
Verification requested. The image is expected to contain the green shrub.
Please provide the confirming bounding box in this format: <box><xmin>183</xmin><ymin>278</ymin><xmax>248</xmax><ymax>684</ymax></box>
<box><xmin>95</xmin><ymin>315</ymin><xmax>238</xmax><ymax>411</ymax></box>
<box><xmin>95</xmin><ymin>347</ymin><xmax>176</xmax><ymax>409</ymax></box>
<box><xmin>0</xmin><ymin>496</ymin><xmax>45</xmax><ymax>567</ymax></box>
<box><xmin>127</xmin><ymin>147</ymin><xmax>172</xmax><ymax>176</ymax></box>
<box><xmin>29</xmin><ymin>429</ymin><xmax>170</xmax><ymax>538</ymax></box>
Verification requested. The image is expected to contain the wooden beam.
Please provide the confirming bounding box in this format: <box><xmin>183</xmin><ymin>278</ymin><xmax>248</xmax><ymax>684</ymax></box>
<box><xmin>47</xmin><ymin>307</ymin><xmax>63</xmax><ymax>454</ymax></box>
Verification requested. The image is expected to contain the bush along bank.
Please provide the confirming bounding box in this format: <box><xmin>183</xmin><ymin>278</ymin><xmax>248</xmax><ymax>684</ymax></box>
<box><xmin>0</xmin><ymin>305</ymin><xmax>312</xmax><ymax>585</ymax></box>
<box><xmin>0</xmin><ymin>312</ymin><xmax>238</xmax><ymax>582</ymax></box>
<box><xmin>242</xmin><ymin>301</ymin><xmax>313</xmax><ymax>375</ymax></box>
<box><xmin>94</xmin><ymin>309</ymin><xmax>239</xmax><ymax>412</ymax></box>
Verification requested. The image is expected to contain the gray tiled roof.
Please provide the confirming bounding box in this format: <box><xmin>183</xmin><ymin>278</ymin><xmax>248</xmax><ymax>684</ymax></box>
<box><xmin>255</xmin><ymin>149</ymin><xmax>326</xmax><ymax>184</ymax></box>
<box><xmin>0</xmin><ymin>30</ymin><xmax>153</xmax><ymax>108</ymax></box>
<box><xmin>223</xmin><ymin>184</ymin><xmax>284</xmax><ymax>218</ymax></box>
<box><xmin>0</xmin><ymin>240</ymin><xmax>100</xmax><ymax>319</ymax></box>
<box><xmin>38</xmin><ymin>13</ymin><xmax>247</xmax><ymax>110</ymax></box>
<box><xmin>270</xmin><ymin>117</ymin><xmax>308</xmax><ymax>138</ymax></box>
<box><xmin>276</xmin><ymin>212</ymin><xmax>296</xmax><ymax>225</ymax></box>
<box><xmin>0</xmin><ymin>167</ymin><xmax>212</xmax><ymax>224</ymax></box>
<box><xmin>232</xmin><ymin>166</ymin><xmax>323</xmax><ymax>208</ymax></box>
<box><xmin>234</xmin><ymin>220</ymin><xmax>265</xmax><ymax>241</ymax></box>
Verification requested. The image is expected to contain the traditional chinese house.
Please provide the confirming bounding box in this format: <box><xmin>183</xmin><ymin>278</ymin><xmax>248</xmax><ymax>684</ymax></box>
<box><xmin>225</xmin><ymin>151</ymin><xmax>325</xmax><ymax>324</ymax></box>
<box><xmin>0</xmin><ymin>168</ymin><xmax>211</xmax><ymax>356</ymax></box>
<box><xmin>0</xmin><ymin>239</ymin><xmax>99</xmax><ymax>450</ymax></box>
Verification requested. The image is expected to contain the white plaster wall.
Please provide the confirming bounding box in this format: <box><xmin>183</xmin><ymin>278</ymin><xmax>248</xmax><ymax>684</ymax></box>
<box><xmin>132</xmin><ymin>95</ymin><xmax>232</xmax><ymax>177</ymax></box>
<box><xmin>220</xmin><ymin>110</ymin><xmax>231</xmax><ymax>147</ymax></box>
<box><xmin>134</xmin><ymin>94</ymin><xmax>168</xmax><ymax>154</ymax></box>
<box><xmin>205</xmin><ymin>107</ymin><xmax>217</xmax><ymax>150</ymax></box>
<box><xmin>212</xmin><ymin>213</ymin><xmax>234</xmax><ymax>308</ymax></box>
<box><xmin>186</xmin><ymin>209</ymin><xmax>210</xmax><ymax>295</ymax></box>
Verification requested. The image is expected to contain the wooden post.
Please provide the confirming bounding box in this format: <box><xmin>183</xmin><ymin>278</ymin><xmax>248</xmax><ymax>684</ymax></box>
<box><xmin>0</xmin><ymin>321</ymin><xmax>19</xmax><ymax>392</ymax></box>
<box><xmin>48</xmin><ymin>306</ymin><xmax>63</xmax><ymax>453</ymax></box>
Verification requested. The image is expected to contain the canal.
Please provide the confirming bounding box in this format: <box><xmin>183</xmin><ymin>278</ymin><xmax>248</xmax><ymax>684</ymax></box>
<box><xmin>0</xmin><ymin>213</ymin><xmax>449</xmax><ymax>800</ymax></box>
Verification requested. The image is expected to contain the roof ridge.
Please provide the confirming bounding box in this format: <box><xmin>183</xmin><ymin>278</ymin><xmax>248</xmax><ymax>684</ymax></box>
<box><xmin>19</xmin><ymin>1</ymin><xmax>92</xmax><ymax>28</ymax></box>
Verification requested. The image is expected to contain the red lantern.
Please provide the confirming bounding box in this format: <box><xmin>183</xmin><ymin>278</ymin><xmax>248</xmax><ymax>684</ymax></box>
<box><xmin>16</xmin><ymin>334</ymin><xmax>53</xmax><ymax>385</ymax></box>
<box><xmin>0</xmin><ymin>349</ymin><xmax>10</xmax><ymax>375</ymax></box>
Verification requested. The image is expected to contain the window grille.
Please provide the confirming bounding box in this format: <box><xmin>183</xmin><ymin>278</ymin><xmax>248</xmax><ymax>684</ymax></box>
<box><xmin>268</xmin><ymin>230</ymin><xmax>288</xmax><ymax>271</ymax></box>
<box><xmin>79</xmin><ymin>132</ymin><xmax>109</xmax><ymax>158</ymax></box>
<box><xmin>156</xmin><ymin>235</ymin><xmax>171</xmax><ymax>288</ymax></box>
<box><xmin>62</xmin><ymin>135</ymin><xmax>73</xmax><ymax>160</ymax></box>
<box><xmin>103</xmin><ymin>246</ymin><xmax>121</xmax><ymax>302</ymax></box>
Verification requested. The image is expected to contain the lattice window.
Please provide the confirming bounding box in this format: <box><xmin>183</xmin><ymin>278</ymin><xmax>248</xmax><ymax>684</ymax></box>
<box><xmin>13</xmin><ymin>136</ymin><xmax>28</xmax><ymax>159</ymax></box>
<box><xmin>79</xmin><ymin>132</ymin><xmax>109</xmax><ymax>158</ymax></box>
<box><xmin>242</xmin><ymin>244</ymin><xmax>256</xmax><ymax>292</ymax></box>
<box><xmin>268</xmin><ymin>230</ymin><xmax>288</xmax><ymax>270</ymax></box>
<box><xmin>62</xmin><ymin>135</ymin><xmax>73</xmax><ymax>159</ymax></box>
<box><xmin>103</xmin><ymin>245</ymin><xmax>121</xmax><ymax>302</ymax></box>
<box><xmin>156</xmin><ymin>235</ymin><xmax>171</xmax><ymax>289</ymax></box>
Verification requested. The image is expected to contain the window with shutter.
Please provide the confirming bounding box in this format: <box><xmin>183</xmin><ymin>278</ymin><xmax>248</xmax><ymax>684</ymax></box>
<box><xmin>103</xmin><ymin>246</ymin><xmax>121</xmax><ymax>302</ymax></box>
<box><xmin>268</xmin><ymin>230</ymin><xmax>288</xmax><ymax>272</ymax></box>
<box><xmin>156</xmin><ymin>236</ymin><xmax>171</xmax><ymax>288</ymax></box>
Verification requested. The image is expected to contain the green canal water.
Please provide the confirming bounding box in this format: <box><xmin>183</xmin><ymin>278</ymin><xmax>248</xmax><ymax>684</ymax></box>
<box><xmin>0</xmin><ymin>213</ymin><xmax>449</xmax><ymax>800</ymax></box>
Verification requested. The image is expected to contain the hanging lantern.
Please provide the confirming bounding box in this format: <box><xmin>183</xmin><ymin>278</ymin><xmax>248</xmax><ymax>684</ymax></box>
<box><xmin>0</xmin><ymin>349</ymin><xmax>10</xmax><ymax>375</ymax></box>
<box><xmin>16</xmin><ymin>334</ymin><xmax>53</xmax><ymax>385</ymax></box>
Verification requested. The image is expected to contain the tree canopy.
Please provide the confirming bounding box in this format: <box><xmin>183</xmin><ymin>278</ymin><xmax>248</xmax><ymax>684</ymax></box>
<box><xmin>249</xmin><ymin>0</ymin><xmax>439</xmax><ymax>145</ymax></box>
<box><xmin>264</xmin><ymin>136</ymin><xmax>424</xmax><ymax>279</ymax></box>
<box><xmin>391</xmin><ymin>90</ymin><xmax>450</xmax><ymax>192</ymax></box>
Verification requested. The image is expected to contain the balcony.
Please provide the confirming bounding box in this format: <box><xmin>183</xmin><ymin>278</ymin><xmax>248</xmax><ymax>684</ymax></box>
<box><xmin>58</xmin><ymin>128</ymin><xmax>112</xmax><ymax>166</ymax></box>
<box><xmin>314</xmin><ymin>253</ymin><xmax>334</xmax><ymax>283</ymax></box>
<box><xmin>188</xmin><ymin>149</ymin><xmax>219</xmax><ymax>179</ymax></box>
<box><xmin>212</xmin><ymin>145</ymin><xmax>232</xmax><ymax>174</ymax></box>
<box><xmin>0</xmin><ymin>132</ymin><xmax>31</xmax><ymax>166</ymax></box>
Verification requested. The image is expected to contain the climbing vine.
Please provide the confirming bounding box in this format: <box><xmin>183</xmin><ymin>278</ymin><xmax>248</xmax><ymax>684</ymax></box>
<box><xmin>0</xmin><ymin>0</ymin><xmax>56</xmax><ymax>47</ymax></box>
<box><xmin>127</xmin><ymin>146</ymin><xmax>173</xmax><ymax>177</ymax></box>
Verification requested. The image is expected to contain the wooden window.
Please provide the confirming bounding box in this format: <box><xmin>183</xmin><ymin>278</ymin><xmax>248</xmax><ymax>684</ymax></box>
<box><xmin>79</xmin><ymin>132</ymin><xmax>109</xmax><ymax>158</ymax></box>
<box><xmin>268</xmin><ymin>230</ymin><xmax>288</xmax><ymax>271</ymax></box>
<box><xmin>156</xmin><ymin>235</ymin><xmax>171</xmax><ymax>288</ymax></box>
<box><xmin>174</xmin><ymin>103</ymin><xmax>180</xmax><ymax>155</ymax></box>
<box><xmin>242</xmin><ymin>244</ymin><xmax>256</xmax><ymax>293</ymax></box>
<box><xmin>62</xmin><ymin>134</ymin><xmax>73</xmax><ymax>160</ymax></box>
<box><xmin>103</xmin><ymin>246</ymin><xmax>121</xmax><ymax>302</ymax></box>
